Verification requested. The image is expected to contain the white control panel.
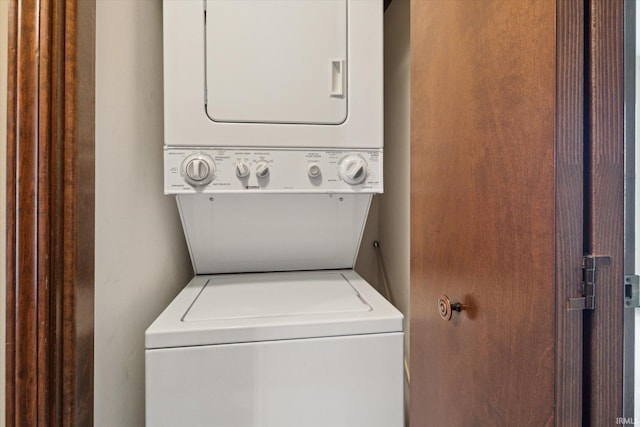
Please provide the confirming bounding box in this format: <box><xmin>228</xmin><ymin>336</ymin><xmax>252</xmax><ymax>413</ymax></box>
<box><xmin>164</xmin><ymin>148</ymin><xmax>383</xmax><ymax>194</ymax></box>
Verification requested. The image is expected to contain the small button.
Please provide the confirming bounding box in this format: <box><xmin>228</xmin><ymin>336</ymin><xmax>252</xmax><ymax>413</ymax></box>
<box><xmin>307</xmin><ymin>164</ymin><xmax>321</xmax><ymax>178</ymax></box>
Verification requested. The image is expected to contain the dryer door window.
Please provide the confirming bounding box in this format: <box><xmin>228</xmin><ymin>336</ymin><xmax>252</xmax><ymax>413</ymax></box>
<box><xmin>204</xmin><ymin>0</ymin><xmax>348</xmax><ymax>125</ymax></box>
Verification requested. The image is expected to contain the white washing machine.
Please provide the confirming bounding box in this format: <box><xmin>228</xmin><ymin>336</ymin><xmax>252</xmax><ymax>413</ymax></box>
<box><xmin>146</xmin><ymin>1</ymin><xmax>403</xmax><ymax>425</ymax></box>
<box><xmin>146</xmin><ymin>270</ymin><xmax>403</xmax><ymax>426</ymax></box>
<box><xmin>146</xmin><ymin>191</ymin><xmax>405</xmax><ymax>426</ymax></box>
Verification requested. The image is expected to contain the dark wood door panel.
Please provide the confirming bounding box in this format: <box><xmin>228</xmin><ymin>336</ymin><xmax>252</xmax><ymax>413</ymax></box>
<box><xmin>410</xmin><ymin>1</ymin><xmax>558</xmax><ymax>425</ymax></box>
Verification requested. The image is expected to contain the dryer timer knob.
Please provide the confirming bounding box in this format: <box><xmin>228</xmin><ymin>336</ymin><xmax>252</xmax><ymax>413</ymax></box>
<box><xmin>339</xmin><ymin>155</ymin><xmax>368</xmax><ymax>185</ymax></box>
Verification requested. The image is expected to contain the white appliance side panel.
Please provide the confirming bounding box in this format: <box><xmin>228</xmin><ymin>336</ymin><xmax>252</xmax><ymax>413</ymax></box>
<box><xmin>205</xmin><ymin>0</ymin><xmax>347</xmax><ymax>124</ymax></box>
<box><xmin>163</xmin><ymin>0</ymin><xmax>382</xmax><ymax>148</ymax></box>
<box><xmin>177</xmin><ymin>193</ymin><xmax>371</xmax><ymax>274</ymax></box>
<box><xmin>146</xmin><ymin>333</ymin><xmax>404</xmax><ymax>427</ymax></box>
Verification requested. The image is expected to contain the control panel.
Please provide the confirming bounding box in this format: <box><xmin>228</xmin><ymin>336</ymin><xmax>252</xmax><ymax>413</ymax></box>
<box><xmin>164</xmin><ymin>148</ymin><xmax>383</xmax><ymax>194</ymax></box>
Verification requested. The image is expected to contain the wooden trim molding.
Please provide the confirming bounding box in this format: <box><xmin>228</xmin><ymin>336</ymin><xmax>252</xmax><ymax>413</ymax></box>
<box><xmin>584</xmin><ymin>0</ymin><xmax>625</xmax><ymax>423</ymax></box>
<box><xmin>5</xmin><ymin>0</ymin><xmax>95</xmax><ymax>425</ymax></box>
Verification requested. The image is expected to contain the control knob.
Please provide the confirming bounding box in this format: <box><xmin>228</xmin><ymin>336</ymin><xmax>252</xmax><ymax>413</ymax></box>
<box><xmin>339</xmin><ymin>155</ymin><xmax>368</xmax><ymax>185</ymax></box>
<box><xmin>181</xmin><ymin>153</ymin><xmax>216</xmax><ymax>187</ymax></box>
<box><xmin>255</xmin><ymin>160</ymin><xmax>270</xmax><ymax>178</ymax></box>
<box><xmin>235</xmin><ymin>162</ymin><xmax>250</xmax><ymax>178</ymax></box>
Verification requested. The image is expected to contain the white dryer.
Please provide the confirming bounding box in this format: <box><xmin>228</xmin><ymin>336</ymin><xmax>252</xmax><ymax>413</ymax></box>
<box><xmin>147</xmin><ymin>0</ymin><xmax>403</xmax><ymax>425</ymax></box>
<box><xmin>162</xmin><ymin>0</ymin><xmax>382</xmax><ymax>150</ymax></box>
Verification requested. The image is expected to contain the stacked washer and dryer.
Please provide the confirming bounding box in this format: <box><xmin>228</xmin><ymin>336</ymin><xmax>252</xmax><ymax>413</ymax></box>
<box><xmin>145</xmin><ymin>1</ymin><xmax>404</xmax><ymax>426</ymax></box>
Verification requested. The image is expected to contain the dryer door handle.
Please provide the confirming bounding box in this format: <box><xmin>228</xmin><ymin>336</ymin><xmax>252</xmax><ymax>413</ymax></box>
<box><xmin>330</xmin><ymin>59</ymin><xmax>346</xmax><ymax>98</ymax></box>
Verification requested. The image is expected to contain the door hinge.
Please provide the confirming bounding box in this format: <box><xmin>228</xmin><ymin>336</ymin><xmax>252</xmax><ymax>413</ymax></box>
<box><xmin>567</xmin><ymin>255</ymin><xmax>611</xmax><ymax>311</ymax></box>
<box><xmin>625</xmin><ymin>275</ymin><xmax>640</xmax><ymax>308</ymax></box>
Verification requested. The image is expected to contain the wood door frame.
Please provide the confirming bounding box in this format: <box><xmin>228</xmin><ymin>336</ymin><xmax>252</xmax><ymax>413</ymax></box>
<box><xmin>556</xmin><ymin>0</ymin><xmax>586</xmax><ymax>423</ymax></box>
<box><xmin>585</xmin><ymin>0</ymin><xmax>626</xmax><ymax>424</ymax></box>
<box><xmin>623</xmin><ymin>0</ymin><xmax>636</xmax><ymax>418</ymax></box>
<box><xmin>5</xmin><ymin>0</ymin><xmax>95</xmax><ymax>425</ymax></box>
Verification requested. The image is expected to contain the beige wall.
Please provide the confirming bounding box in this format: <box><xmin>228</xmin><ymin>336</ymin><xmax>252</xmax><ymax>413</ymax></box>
<box><xmin>94</xmin><ymin>1</ymin><xmax>405</xmax><ymax>424</ymax></box>
<box><xmin>0</xmin><ymin>0</ymin><xmax>7</xmax><ymax>424</ymax></box>
<box><xmin>355</xmin><ymin>197</ymin><xmax>381</xmax><ymax>290</ymax></box>
<box><xmin>94</xmin><ymin>1</ymin><xmax>193</xmax><ymax>425</ymax></box>
<box><xmin>380</xmin><ymin>0</ymin><xmax>410</xmax><ymax>364</ymax></box>
<box><xmin>380</xmin><ymin>0</ymin><xmax>410</xmax><ymax>420</ymax></box>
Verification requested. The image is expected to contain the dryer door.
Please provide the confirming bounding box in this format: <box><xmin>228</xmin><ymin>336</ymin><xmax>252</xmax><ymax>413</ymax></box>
<box><xmin>205</xmin><ymin>0</ymin><xmax>348</xmax><ymax>125</ymax></box>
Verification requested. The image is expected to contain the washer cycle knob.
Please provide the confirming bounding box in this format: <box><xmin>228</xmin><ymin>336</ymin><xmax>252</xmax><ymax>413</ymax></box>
<box><xmin>181</xmin><ymin>153</ymin><xmax>216</xmax><ymax>187</ymax></box>
<box><xmin>255</xmin><ymin>161</ymin><xmax>270</xmax><ymax>178</ymax></box>
<box><xmin>339</xmin><ymin>155</ymin><xmax>368</xmax><ymax>185</ymax></box>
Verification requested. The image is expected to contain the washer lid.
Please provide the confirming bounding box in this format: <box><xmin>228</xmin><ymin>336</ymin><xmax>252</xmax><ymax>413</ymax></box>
<box><xmin>145</xmin><ymin>270</ymin><xmax>403</xmax><ymax>349</ymax></box>
<box><xmin>184</xmin><ymin>272</ymin><xmax>371</xmax><ymax>322</ymax></box>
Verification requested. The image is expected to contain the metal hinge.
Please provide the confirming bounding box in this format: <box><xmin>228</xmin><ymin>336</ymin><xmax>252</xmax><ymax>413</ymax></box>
<box><xmin>625</xmin><ymin>275</ymin><xmax>640</xmax><ymax>308</ymax></box>
<box><xmin>567</xmin><ymin>255</ymin><xmax>611</xmax><ymax>311</ymax></box>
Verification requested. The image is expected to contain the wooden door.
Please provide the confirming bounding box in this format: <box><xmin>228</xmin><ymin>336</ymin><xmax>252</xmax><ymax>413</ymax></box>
<box><xmin>410</xmin><ymin>1</ymin><xmax>585</xmax><ymax>425</ymax></box>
